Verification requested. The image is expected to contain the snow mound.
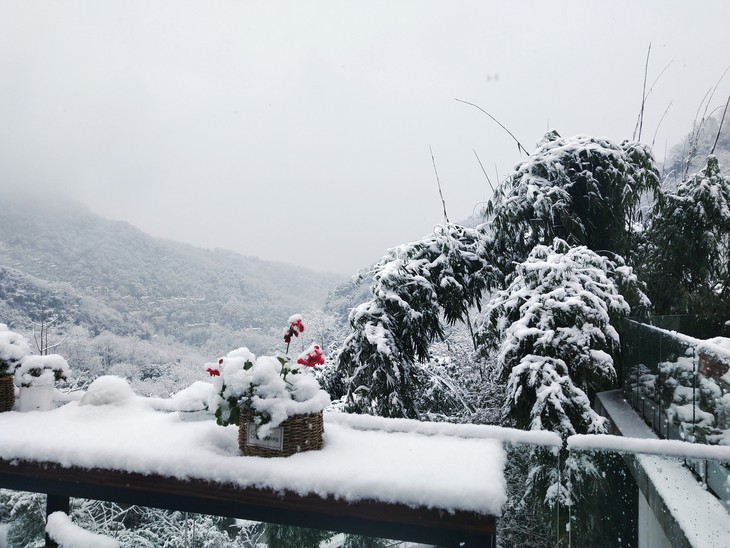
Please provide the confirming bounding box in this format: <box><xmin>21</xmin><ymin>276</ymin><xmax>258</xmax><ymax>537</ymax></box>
<box><xmin>79</xmin><ymin>376</ymin><xmax>136</xmax><ymax>406</ymax></box>
<box><xmin>149</xmin><ymin>381</ymin><xmax>214</xmax><ymax>412</ymax></box>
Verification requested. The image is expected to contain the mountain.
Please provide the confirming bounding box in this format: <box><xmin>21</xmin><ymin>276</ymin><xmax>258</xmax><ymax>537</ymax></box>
<box><xmin>662</xmin><ymin>110</ymin><xmax>730</xmax><ymax>187</ymax></box>
<box><xmin>0</xmin><ymin>190</ymin><xmax>347</xmax><ymax>393</ymax></box>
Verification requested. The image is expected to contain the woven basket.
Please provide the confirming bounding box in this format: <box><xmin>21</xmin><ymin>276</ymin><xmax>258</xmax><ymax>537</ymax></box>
<box><xmin>239</xmin><ymin>408</ymin><xmax>324</xmax><ymax>458</ymax></box>
<box><xmin>0</xmin><ymin>375</ymin><xmax>14</xmax><ymax>412</ymax></box>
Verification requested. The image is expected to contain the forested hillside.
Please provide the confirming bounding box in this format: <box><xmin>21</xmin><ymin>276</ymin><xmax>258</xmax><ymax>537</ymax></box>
<box><xmin>0</xmin><ymin>190</ymin><xmax>346</xmax><ymax>394</ymax></box>
<box><xmin>0</xmin><ymin>192</ymin><xmax>344</xmax><ymax>332</ymax></box>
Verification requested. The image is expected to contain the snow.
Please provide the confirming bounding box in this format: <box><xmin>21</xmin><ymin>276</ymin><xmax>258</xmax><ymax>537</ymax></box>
<box><xmin>324</xmin><ymin>411</ymin><xmax>562</xmax><ymax>447</ymax></box>
<box><xmin>206</xmin><ymin>347</ymin><xmax>331</xmax><ymax>437</ymax></box>
<box><xmin>568</xmin><ymin>433</ymin><xmax>730</xmax><ymax>461</ymax></box>
<box><xmin>45</xmin><ymin>512</ymin><xmax>120</xmax><ymax>548</ymax></box>
<box><xmin>0</xmin><ymin>393</ymin><xmax>507</xmax><ymax>516</ymax></box>
<box><xmin>147</xmin><ymin>380</ymin><xmax>214</xmax><ymax>412</ymax></box>
<box><xmin>636</xmin><ymin>454</ymin><xmax>730</xmax><ymax>547</ymax></box>
<box><xmin>79</xmin><ymin>376</ymin><xmax>136</xmax><ymax>406</ymax></box>
<box><xmin>0</xmin><ymin>325</ymin><xmax>31</xmax><ymax>375</ymax></box>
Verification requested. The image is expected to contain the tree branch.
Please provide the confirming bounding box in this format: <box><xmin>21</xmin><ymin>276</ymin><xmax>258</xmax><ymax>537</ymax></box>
<box><xmin>454</xmin><ymin>98</ymin><xmax>528</xmax><ymax>155</ymax></box>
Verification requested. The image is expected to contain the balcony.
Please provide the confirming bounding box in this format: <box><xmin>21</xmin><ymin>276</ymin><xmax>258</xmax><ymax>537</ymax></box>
<box><xmin>2</xmin><ymin>317</ymin><xmax>730</xmax><ymax>547</ymax></box>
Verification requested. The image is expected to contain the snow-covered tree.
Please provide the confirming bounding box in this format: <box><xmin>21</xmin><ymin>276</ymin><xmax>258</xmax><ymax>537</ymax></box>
<box><xmin>0</xmin><ymin>490</ymin><xmax>46</xmax><ymax>547</ymax></box>
<box><xmin>337</xmin><ymin>224</ymin><xmax>499</xmax><ymax>418</ymax></box>
<box><xmin>486</xmin><ymin>132</ymin><xmax>660</xmax><ymax>273</ymax></box>
<box><xmin>642</xmin><ymin>155</ymin><xmax>730</xmax><ymax>316</ymax></box>
<box><xmin>415</xmin><ymin>322</ymin><xmax>501</xmax><ymax>424</ymax></box>
<box><xmin>480</xmin><ymin>239</ymin><xmax>646</xmax><ymax>437</ymax></box>
<box><xmin>479</xmin><ymin>239</ymin><xmax>647</xmax><ymax>544</ymax></box>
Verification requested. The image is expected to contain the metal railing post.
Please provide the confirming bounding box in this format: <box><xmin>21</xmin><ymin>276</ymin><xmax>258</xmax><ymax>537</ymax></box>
<box><xmin>45</xmin><ymin>493</ymin><xmax>70</xmax><ymax>548</ymax></box>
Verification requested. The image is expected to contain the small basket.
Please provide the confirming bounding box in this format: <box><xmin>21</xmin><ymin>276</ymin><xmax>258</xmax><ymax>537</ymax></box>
<box><xmin>0</xmin><ymin>375</ymin><xmax>14</xmax><ymax>412</ymax></box>
<box><xmin>239</xmin><ymin>408</ymin><xmax>324</xmax><ymax>458</ymax></box>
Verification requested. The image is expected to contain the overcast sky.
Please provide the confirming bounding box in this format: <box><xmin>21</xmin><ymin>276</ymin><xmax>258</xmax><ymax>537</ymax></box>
<box><xmin>1</xmin><ymin>1</ymin><xmax>729</xmax><ymax>275</ymax></box>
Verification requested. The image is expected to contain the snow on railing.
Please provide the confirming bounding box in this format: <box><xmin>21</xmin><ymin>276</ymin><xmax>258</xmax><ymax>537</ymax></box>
<box><xmin>568</xmin><ymin>433</ymin><xmax>730</xmax><ymax>461</ymax></box>
<box><xmin>46</xmin><ymin>512</ymin><xmax>119</xmax><ymax>548</ymax></box>
<box><xmin>324</xmin><ymin>411</ymin><xmax>563</xmax><ymax>448</ymax></box>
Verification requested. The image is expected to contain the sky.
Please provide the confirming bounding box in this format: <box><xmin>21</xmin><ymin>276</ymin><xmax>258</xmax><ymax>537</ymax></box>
<box><xmin>1</xmin><ymin>1</ymin><xmax>730</xmax><ymax>275</ymax></box>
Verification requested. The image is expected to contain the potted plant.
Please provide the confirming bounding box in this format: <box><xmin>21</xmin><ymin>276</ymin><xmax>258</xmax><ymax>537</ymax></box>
<box><xmin>0</xmin><ymin>324</ymin><xmax>31</xmax><ymax>412</ymax></box>
<box><xmin>14</xmin><ymin>354</ymin><xmax>70</xmax><ymax>412</ymax></box>
<box><xmin>206</xmin><ymin>315</ymin><xmax>330</xmax><ymax>457</ymax></box>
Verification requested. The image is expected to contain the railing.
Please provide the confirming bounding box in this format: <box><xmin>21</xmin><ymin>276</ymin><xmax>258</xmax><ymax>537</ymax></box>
<box><xmin>4</xmin><ymin>323</ymin><xmax>730</xmax><ymax>547</ymax></box>
<box><xmin>0</xmin><ymin>459</ymin><xmax>496</xmax><ymax>548</ymax></box>
<box><xmin>621</xmin><ymin>318</ymin><xmax>730</xmax><ymax>510</ymax></box>
<box><xmin>0</xmin><ymin>406</ymin><xmax>515</xmax><ymax>548</ymax></box>
<box><xmin>2</xmin><ymin>424</ymin><xmax>730</xmax><ymax>547</ymax></box>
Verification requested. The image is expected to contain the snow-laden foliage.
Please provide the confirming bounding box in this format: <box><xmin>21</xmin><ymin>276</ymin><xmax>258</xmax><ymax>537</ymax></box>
<box><xmin>487</xmin><ymin>132</ymin><xmax>659</xmax><ymax>272</ymax></box>
<box><xmin>414</xmin><ymin>322</ymin><xmax>502</xmax><ymax>424</ymax></box>
<box><xmin>479</xmin><ymin>239</ymin><xmax>646</xmax><ymax>544</ymax></box>
<box><xmin>15</xmin><ymin>353</ymin><xmax>69</xmax><ymax>387</ymax></box>
<box><xmin>0</xmin><ymin>324</ymin><xmax>31</xmax><ymax>376</ymax></box>
<box><xmin>479</xmin><ymin>239</ymin><xmax>647</xmax><ymax>437</ymax></box>
<box><xmin>337</xmin><ymin>224</ymin><xmax>499</xmax><ymax>418</ymax></box>
<box><xmin>206</xmin><ymin>347</ymin><xmax>330</xmax><ymax>437</ymax></box>
<box><xmin>642</xmin><ymin>155</ymin><xmax>730</xmax><ymax>315</ymax></box>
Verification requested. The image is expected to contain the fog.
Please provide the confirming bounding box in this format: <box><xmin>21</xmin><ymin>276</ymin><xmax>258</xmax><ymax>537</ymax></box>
<box><xmin>1</xmin><ymin>0</ymin><xmax>729</xmax><ymax>274</ymax></box>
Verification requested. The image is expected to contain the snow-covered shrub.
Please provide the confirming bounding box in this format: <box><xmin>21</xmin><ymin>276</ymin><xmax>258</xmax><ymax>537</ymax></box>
<box><xmin>0</xmin><ymin>323</ymin><xmax>31</xmax><ymax>376</ymax></box>
<box><xmin>69</xmin><ymin>499</ymin><xmax>263</xmax><ymax>548</ymax></box>
<box><xmin>626</xmin><ymin>363</ymin><xmax>656</xmax><ymax>399</ymax></box>
<box><xmin>0</xmin><ymin>489</ymin><xmax>46</xmax><ymax>547</ymax></box>
<box><xmin>206</xmin><ymin>316</ymin><xmax>329</xmax><ymax>438</ymax></box>
<box><xmin>415</xmin><ymin>324</ymin><xmax>501</xmax><ymax>424</ymax></box>
<box><xmin>14</xmin><ymin>354</ymin><xmax>69</xmax><ymax>387</ymax></box>
<box><xmin>657</xmin><ymin>355</ymin><xmax>724</xmax><ymax>443</ymax></box>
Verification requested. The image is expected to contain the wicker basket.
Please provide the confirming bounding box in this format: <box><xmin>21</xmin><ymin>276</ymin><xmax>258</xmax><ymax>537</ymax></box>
<box><xmin>239</xmin><ymin>408</ymin><xmax>324</xmax><ymax>457</ymax></box>
<box><xmin>0</xmin><ymin>375</ymin><xmax>14</xmax><ymax>413</ymax></box>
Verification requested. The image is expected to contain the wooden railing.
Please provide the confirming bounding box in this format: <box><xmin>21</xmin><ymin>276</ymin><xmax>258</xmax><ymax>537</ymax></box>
<box><xmin>0</xmin><ymin>458</ymin><xmax>496</xmax><ymax>548</ymax></box>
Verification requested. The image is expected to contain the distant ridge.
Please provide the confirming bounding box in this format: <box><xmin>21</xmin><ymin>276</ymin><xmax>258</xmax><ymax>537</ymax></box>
<box><xmin>0</xmin><ymin>189</ymin><xmax>345</xmax><ymax>354</ymax></box>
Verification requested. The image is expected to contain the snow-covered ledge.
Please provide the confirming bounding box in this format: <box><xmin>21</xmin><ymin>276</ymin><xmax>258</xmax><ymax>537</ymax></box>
<box><xmin>593</xmin><ymin>390</ymin><xmax>730</xmax><ymax>548</ymax></box>
<box><xmin>0</xmin><ymin>387</ymin><xmax>510</xmax><ymax>544</ymax></box>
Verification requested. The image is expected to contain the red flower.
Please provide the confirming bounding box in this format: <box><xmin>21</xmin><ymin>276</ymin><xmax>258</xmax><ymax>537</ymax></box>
<box><xmin>283</xmin><ymin>317</ymin><xmax>305</xmax><ymax>344</ymax></box>
<box><xmin>207</xmin><ymin>367</ymin><xmax>220</xmax><ymax>377</ymax></box>
<box><xmin>297</xmin><ymin>345</ymin><xmax>324</xmax><ymax>367</ymax></box>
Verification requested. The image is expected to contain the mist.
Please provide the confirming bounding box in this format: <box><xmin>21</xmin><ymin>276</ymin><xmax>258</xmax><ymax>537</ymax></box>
<box><xmin>1</xmin><ymin>0</ymin><xmax>729</xmax><ymax>274</ymax></box>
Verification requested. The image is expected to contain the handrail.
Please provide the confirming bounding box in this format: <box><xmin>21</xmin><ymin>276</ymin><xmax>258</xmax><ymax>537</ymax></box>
<box><xmin>0</xmin><ymin>458</ymin><xmax>496</xmax><ymax>548</ymax></box>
